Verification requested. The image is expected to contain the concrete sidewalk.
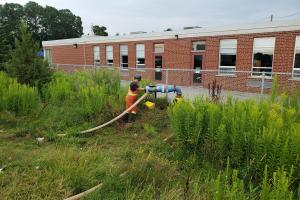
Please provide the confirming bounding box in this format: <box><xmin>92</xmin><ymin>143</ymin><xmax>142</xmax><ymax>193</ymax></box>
<box><xmin>121</xmin><ymin>81</ymin><xmax>267</xmax><ymax>101</ymax></box>
<box><xmin>156</xmin><ymin>85</ymin><xmax>267</xmax><ymax>101</ymax></box>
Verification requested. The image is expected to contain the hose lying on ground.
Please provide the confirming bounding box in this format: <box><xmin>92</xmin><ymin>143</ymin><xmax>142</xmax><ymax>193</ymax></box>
<box><xmin>80</xmin><ymin>92</ymin><xmax>149</xmax><ymax>134</ymax></box>
<box><xmin>64</xmin><ymin>183</ymin><xmax>103</xmax><ymax>200</ymax></box>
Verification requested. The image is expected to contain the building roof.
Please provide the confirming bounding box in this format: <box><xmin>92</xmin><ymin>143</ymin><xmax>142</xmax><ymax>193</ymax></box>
<box><xmin>42</xmin><ymin>19</ymin><xmax>300</xmax><ymax>47</ymax></box>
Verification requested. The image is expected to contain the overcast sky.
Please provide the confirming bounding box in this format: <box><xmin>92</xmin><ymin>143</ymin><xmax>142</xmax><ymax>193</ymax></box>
<box><xmin>1</xmin><ymin>0</ymin><xmax>300</xmax><ymax>35</ymax></box>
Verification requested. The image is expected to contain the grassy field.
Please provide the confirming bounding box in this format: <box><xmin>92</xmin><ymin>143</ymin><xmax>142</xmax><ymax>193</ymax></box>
<box><xmin>0</xmin><ymin>107</ymin><xmax>178</xmax><ymax>199</ymax></box>
<box><xmin>0</xmin><ymin>70</ymin><xmax>299</xmax><ymax>199</ymax></box>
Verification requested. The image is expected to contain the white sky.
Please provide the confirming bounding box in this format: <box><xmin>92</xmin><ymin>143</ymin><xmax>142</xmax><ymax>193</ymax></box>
<box><xmin>1</xmin><ymin>0</ymin><xmax>300</xmax><ymax>35</ymax></box>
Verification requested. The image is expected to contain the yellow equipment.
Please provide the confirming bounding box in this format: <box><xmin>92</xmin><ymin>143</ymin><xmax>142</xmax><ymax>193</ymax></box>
<box><xmin>144</xmin><ymin>101</ymin><xmax>155</xmax><ymax>109</ymax></box>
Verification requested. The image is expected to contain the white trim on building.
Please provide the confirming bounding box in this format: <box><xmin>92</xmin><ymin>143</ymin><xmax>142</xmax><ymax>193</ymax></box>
<box><xmin>42</xmin><ymin>19</ymin><xmax>300</xmax><ymax>47</ymax></box>
<box><xmin>293</xmin><ymin>36</ymin><xmax>300</xmax><ymax>79</ymax></box>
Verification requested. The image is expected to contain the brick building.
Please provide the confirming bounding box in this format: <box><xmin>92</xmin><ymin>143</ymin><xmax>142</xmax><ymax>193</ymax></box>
<box><xmin>42</xmin><ymin>19</ymin><xmax>300</xmax><ymax>93</ymax></box>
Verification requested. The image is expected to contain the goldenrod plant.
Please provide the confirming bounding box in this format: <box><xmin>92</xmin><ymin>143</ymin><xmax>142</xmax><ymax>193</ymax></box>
<box><xmin>168</xmin><ymin>91</ymin><xmax>300</xmax><ymax>197</ymax></box>
<box><xmin>0</xmin><ymin>72</ymin><xmax>39</xmax><ymax>115</ymax></box>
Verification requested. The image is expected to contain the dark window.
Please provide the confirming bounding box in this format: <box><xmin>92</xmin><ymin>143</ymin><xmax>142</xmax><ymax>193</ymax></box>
<box><xmin>121</xmin><ymin>55</ymin><xmax>128</xmax><ymax>68</ymax></box>
<box><xmin>253</xmin><ymin>53</ymin><xmax>273</xmax><ymax>76</ymax></box>
<box><xmin>220</xmin><ymin>55</ymin><xmax>236</xmax><ymax>66</ymax></box>
<box><xmin>155</xmin><ymin>56</ymin><xmax>163</xmax><ymax>80</ymax></box>
<box><xmin>253</xmin><ymin>53</ymin><xmax>273</xmax><ymax>67</ymax></box>
<box><xmin>192</xmin><ymin>41</ymin><xmax>205</xmax><ymax>51</ymax></box>
<box><xmin>122</xmin><ymin>56</ymin><xmax>128</xmax><ymax>64</ymax></box>
<box><xmin>193</xmin><ymin>55</ymin><xmax>202</xmax><ymax>83</ymax></box>
<box><xmin>107</xmin><ymin>59</ymin><xmax>113</xmax><ymax>66</ymax></box>
<box><xmin>294</xmin><ymin>54</ymin><xmax>300</xmax><ymax>69</ymax></box>
<box><xmin>137</xmin><ymin>58</ymin><xmax>145</xmax><ymax>64</ymax></box>
<box><xmin>194</xmin><ymin>55</ymin><xmax>202</xmax><ymax>68</ymax></box>
<box><xmin>155</xmin><ymin>56</ymin><xmax>162</xmax><ymax>67</ymax></box>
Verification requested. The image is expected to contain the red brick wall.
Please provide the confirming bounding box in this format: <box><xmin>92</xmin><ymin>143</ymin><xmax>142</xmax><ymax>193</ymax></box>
<box><xmin>45</xmin><ymin>30</ymin><xmax>300</xmax><ymax>93</ymax></box>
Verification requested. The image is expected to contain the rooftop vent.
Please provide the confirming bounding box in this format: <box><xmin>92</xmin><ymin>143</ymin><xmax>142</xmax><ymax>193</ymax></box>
<box><xmin>130</xmin><ymin>31</ymin><xmax>147</xmax><ymax>35</ymax></box>
<box><xmin>183</xmin><ymin>26</ymin><xmax>201</xmax><ymax>30</ymax></box>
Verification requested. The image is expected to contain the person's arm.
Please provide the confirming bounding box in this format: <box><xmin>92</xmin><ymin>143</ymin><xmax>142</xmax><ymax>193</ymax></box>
<box><xmin>138</xmin><ymin>87</ymin><xmax>145</xmax><ymax>92</ymax></box>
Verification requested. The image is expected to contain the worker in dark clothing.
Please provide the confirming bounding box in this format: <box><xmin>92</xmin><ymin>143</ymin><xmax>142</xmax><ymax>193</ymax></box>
<box><xmin>123</xmin><ymin>75</ymin><xmax>145</xmax><ymax>122</ymax></box>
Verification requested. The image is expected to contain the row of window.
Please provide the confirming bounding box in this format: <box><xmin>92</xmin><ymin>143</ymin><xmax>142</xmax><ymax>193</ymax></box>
<box><xmin>91</xmin><ymin>36</ymin><xmax>300</xmax><ymax>78</ymax></box>
<box><xmin>215</xmin><ymin>37</ymin><xmax>276</xmax><ymax>77</ymax></box>
<box><xmin>93</xmin><ymin>43</ymin><xmax>165</xmax><ymax>69</ymax></box>
<box><xmin>192</xmin><ymin>36</ymin><xmax>300</xmax><ymax>78</ymax></box>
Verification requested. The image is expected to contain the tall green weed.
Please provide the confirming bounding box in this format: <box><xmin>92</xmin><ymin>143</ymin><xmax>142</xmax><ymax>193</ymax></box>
<box><xmin>41</xmin><ymin>69</ymin><xmax>126</xmax><ymax>132</ymax></box>
<box><xmin>169</xmin><ymin>94</ymin><xmax>300</xmax><ymax>193</ymax></box>
<box><xmin>0</xmin><ymin>72</ymin><xmax>39</xmax><ymax>115</ymax></box>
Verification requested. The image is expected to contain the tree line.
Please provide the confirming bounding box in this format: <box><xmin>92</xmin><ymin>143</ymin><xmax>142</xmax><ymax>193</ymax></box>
<box><xmin>0</xmin><ymin>1</ymin><xmax>111</xmax><ymax>92</ymax></box>
<box><xmin>0</xmin><ymin>1</ymin><xmax>84</xmax><ymax>70</ymax></box>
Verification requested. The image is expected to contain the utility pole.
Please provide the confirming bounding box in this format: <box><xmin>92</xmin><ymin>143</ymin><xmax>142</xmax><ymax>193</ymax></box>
<box><xmin>270</xmin><ymin>14</ymin><xmax>274</xmax><ymax>22</ymax></box>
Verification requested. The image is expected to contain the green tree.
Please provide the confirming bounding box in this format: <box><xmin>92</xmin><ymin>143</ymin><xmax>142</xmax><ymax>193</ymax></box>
<box><xmin>40</xmin><ymin>6</ymin><xmax>83</xmax><ymax>41</ymax></box>
<box><xmin>92</xmin><ymin>25</ymin><xmax>108</xmax><ymax>36</ymax></box>
<box><xmin>0</xmin><ymin>21</ymin><xmax>10</xmax><ymax>71</ymax></box>
<box><xmin>56</xmin><ymin>9</ymin><xmax>83</xmax><ymax>39</ymax></box>
<box><xmin>24</xmin><ymin>1</ymin><xmax>44</xmax><ymax>42</ymax></box>
<box><xmin>5</xmin><ymin>22</ymin><xmax>53</xmax><ymax>91</ymax></box>
<box><xmin>0</xmin><ymin>3</ymin><xmax>24</xmax><ymax>47</ymax></box>
<box><xmin>0</xmin><ymin>2</ymin><xmax>83</xmax><ymax>71</ymax></box>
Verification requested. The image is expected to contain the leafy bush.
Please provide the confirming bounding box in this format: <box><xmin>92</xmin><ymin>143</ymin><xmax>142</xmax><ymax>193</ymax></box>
<box><xmin>0</xmin><ymin>71</ymin><xmax>39</xmax><ymax>115</ymax></box>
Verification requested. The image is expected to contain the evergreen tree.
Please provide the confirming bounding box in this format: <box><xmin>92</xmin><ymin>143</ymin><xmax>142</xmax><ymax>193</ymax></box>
<box><xmin>5</xmin><ymin>22</ymin><xmax>53</xmax><ymax>91</ymax></box>
<box><xmin>0</xmin><ymin>24</ymin><xmax>10</xmax><ymax>71</ymax></box>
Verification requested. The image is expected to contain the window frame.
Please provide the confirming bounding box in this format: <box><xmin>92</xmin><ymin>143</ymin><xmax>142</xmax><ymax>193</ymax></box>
<box><xmin>106</xmin><ymin>45</ymin><xmax>113</xmax><ymax>67</ymax></box>
<box><xmin>292</xmin><ymin>36</ymin><xmax>300</xmax><ymax>79</ymax></box>
<box><xmin>136</xmin><ymin>44</ymin><xmax>145</xmax><ymax>69</ymax></box>
<box><xmin>193</xmin><ymin>54</ymin><xmax>203</xmax><ymax>83</ymax></box>
<box><xmin>251</xmin><ymin>37</ymin><xmax>276</xmax><ymax>78</ymax></box>
<box><xmin>218</xmin><ymin>39</ymin><xmax>237</xmax><ymax>76</ymax></box>
<box><xmin>93</xmin><ymin>46</ymin><xmax>100</xmax><ymax>66</ymax></box>
<box><xmin>154</xmin><ymin>43</ymin><xmax>164</xmax><ymax>54</ymax></box>
<box><xmin>44</xmin><ymin>49</ymin><xmax>52</xmax><ymax>64</ymax></box>
<box><xmin>191</xmin><ymin>41</ymin><xmax>206</xmax><ymax>52</ymax></box>
<box><xmin>120</xmin><ymin>44</ymin><xmax>128</xmax><ymax>69</ymax></box>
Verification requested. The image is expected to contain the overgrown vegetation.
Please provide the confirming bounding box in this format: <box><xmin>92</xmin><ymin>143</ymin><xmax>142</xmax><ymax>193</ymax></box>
<box><xmin>0</xmin><ymin>69</ymin><xmax>299</xmax><ymax>199</ymax></box>
<box><xmin>0</xmin><ymin>71</ymin><xmax>39</xmax><ymax>115</ymax></box>
<box><xmin>0</xmin><ymin>69</ymin><xmax>125</xmax><ymax>137</ymax></box>
<box><xmin>168</xmin><ymin>86</ymin><xmax>300</xmax><ymax>198</ymax></box>
<box><xmin>40</xmin><ymin>69</ymin><xmax>126</xmax><ymax>134</ymax></box>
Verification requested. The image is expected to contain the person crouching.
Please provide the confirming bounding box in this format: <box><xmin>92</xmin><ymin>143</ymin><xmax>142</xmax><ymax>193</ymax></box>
<box><xmin>123</xmin><ymin>75</ymin><xmax>144</xmax><ymax>123</ymax></box>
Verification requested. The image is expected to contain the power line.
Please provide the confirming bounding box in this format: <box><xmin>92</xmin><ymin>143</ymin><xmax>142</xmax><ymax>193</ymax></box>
<box><xmin>275</xmin><ymin>11</ymin><xmax>300</xmax><ymax>19</ymax></box>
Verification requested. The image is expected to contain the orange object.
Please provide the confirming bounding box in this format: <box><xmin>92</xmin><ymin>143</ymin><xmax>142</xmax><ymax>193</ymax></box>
<box><xmin>126</xmin><ymin>88</ymin><xmax>138</xmax><ymax>114</ymax></box>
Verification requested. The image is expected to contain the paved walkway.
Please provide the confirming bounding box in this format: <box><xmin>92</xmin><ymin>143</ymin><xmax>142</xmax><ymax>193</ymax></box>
<box><xmin>121</xmin><ymin>81</ymin><xmax>267</xmax><ymax>101</ymax></box>
<box><xmin>157</xmin><ymin>85</ymin><xmax>267</xmax><ymax>101</ymax></box>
